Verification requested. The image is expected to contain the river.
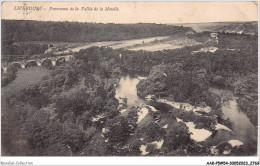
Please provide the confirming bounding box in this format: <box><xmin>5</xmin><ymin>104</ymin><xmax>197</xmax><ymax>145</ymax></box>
<box><xmin>222</xmin><ymin>99</ymin><xmax>257</xmax><ymax>142</ymax></box>
<box><xmin>115</xmin><ymin>75</ymin><xmax>146</xmax><ymax>107</ymax></box>
<box><xmin>115</xmin><ymin>75</ymin><xmax>257</xmax><ymax>153</ymax></box>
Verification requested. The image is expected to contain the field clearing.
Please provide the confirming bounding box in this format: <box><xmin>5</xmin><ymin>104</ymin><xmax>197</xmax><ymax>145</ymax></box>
<box><xmin>130</xmin><ymin>43</ymin><xmax>189</xmax><ymax>51</ymax></box>
<box><xmin>129</xmin><ymin>43</ymin><xmax>175</xmax><ymax>51</ymax></box>
<box><xmin>2</xmin><ymin>67</ymin><xmax>51</xmax><ymax>98</ymax></box>
<box><xmin>69</xmin><ymin>35</ymin><xmax>201</xmax><ymax>52</ymax></box>
<box><xmin>70</xmin><ymin>36</ymin><xmax>169</xmax><ymax>52</ymax></box>
<box><xmin>129</xmin><ymin>37</ymin><xmax>201</xmax><ymax>51</ymax></box>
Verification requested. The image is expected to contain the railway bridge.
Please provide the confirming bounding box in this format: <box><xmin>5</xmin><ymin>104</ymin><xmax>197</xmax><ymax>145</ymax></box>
<box><xmin>2</xmin><ymin>55</ymin><xmax>73</xmax><ymax>73</ymax></box>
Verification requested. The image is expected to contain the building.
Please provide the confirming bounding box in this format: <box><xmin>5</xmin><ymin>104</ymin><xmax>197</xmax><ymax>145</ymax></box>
<box><xmin>44</xmin><ymin>47</ymin><xmax>58</xmax><ymax>54</ymax></box>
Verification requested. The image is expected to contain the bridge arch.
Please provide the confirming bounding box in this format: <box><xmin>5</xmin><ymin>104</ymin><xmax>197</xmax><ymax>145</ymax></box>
<box><xmin>25</xmin><ymin>60</ymin><xmax>38</xmax><ymax>68</ymax></box>
<box><xmin>8</xmin><ymin>62</ymin><xmax>23</xmax><ymax>71</ymax></box>
<box><xmin>41</xmin><ymin>58</ymin><xmax>53</xmax><ymax>69</ymax></box>
<box><xmin>56</xmin><ymin>57</ymin><xmax>67</xmax><ymax>66</ymax></box>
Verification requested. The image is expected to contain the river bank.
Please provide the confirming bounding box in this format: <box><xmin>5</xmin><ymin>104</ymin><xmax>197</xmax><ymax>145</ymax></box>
<box><xmin>152</xmin><ymin>92</ymin><xmax>257</xmax><ymax>155</ymax></box>
<box><xmin>115</xmin><ymin>74</ymin><xmax>256</xmax><ymax>155</ymax></box>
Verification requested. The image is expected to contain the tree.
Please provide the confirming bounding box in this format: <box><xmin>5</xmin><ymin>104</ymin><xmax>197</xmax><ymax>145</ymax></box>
<box><xmin>1</xmin><ymin>105</ymin><xmax>28</xmax><ymax>155</ymax></box>
<box><xmin>192</xmin><ymin>68</ymin><xmax>209</xmax><ymax>91</ymax></box>
<box><xmin>25</xmin><ymin>111</ymin><xmax>51</xmax><ymax>155</ymax></box>
<box><xmin>128</xmin><ymin>139</ymin><xmax>142</xmax><ymax>156</ymax></box>
<box><xmin>13</xmin><ymin>85</ymin><xmax>49</xmax><ymax>109</ymax></box>
<box><xmin>62</xmin><ymin>123</ymin><xmax>87</xmax><ymax>154</ymax></box>
<box><xmin>148</xmin><ymin>64</ymin><xmax>167</xmax><ymax>82</ymax></box>
<box><xmin>127</xmin><ymin>107</ymin><xmax>138</xmax><ymax>127</ymax></box>
<box><xmin>54</xmin><ymin>87</ymin><xmax>91</xmax><ymax>122</ymax></box>
<box><xmin>164</xmin><ymin>122</ymin><xmax>191</xmax><ymax>152</ymax></box>
<box><xmin>40</xmin><ymin>64</ymin><xmax>79</xmax><ymax>96</ymax></box>
<box><xmin>105</xmin><ymin>116</ymin><xmax>132</xmax><ymax>146</ymax></box>
<box><xmin>212</xmin><ymin>75</ymin><xmax>225</xmax><ymax>88</ymax></box>
<box><xmin>140</xmin><ymin>122</ymin><xmax>166</xmax><ymax>142</ymax></box>
<box><xmin>136</xmin><ymin>79</ymin><xmax>153</xmax><ymax>97</ymax></box>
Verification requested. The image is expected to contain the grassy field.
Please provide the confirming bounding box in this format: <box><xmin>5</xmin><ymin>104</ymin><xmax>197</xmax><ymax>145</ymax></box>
<box><xmin>70</xmin><ymin>36</ymin><xmax>169</xmax><ymax>52</ymax></box>
<box><xmin>129</xmin><ymin>37</ymin><xmax>200</xmax><ymax>51</ymax></box>
<box><xmin>2</xmin><ymin>67</ymin><xmax>51</xmax><ymax>98</ymax></box>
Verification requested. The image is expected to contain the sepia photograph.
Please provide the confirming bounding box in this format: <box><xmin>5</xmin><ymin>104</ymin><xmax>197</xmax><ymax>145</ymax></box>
<box><xmin>1</xmin><ymin>1</ymin><xmax>259</xmax><ymax>165</ymax></box>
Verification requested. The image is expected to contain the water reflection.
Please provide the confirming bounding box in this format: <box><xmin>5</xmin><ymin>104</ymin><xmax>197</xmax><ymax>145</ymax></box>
<box><xmin>222</xmin><ymin>99</ymin><xmax>257</xmax><ymax>142</ymax></box>
<box><xmin>115</xmin><ymin>75</ymin><xmax>146</xmax><ymax>107</ymax></box>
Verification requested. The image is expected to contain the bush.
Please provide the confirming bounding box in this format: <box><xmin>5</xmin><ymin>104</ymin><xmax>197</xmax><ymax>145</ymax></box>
<box><xmin>1</xmin><ymin>69</ymin><xmax>16</xmax><ymax>87</ymax></box>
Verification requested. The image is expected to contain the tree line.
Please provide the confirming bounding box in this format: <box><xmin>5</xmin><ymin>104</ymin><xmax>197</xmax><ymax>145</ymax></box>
<box><xmin>2</xmin><ymin>20</ymin><xmax>194</xmax><ymax>42</ymax></box>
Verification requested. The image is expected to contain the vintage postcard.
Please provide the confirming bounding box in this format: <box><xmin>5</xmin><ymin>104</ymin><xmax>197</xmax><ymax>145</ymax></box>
<box><xmin>1</xmin><ymin>1</ymin><xmax>259</xmax><ymax>165</ymax></box>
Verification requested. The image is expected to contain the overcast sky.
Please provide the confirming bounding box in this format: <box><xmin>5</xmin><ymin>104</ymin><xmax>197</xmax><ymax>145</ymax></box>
<box><xmin>2</xmin><ymin>1</ymin><xmax>258</xmax><ymax>24</ymax></box>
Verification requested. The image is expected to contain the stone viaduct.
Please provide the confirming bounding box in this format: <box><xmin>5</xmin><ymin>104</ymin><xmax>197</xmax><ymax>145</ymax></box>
<box><xmin>2</xmin><ymin>55</ymin><xmax>73</xmax><ymax>73</ymax></box>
